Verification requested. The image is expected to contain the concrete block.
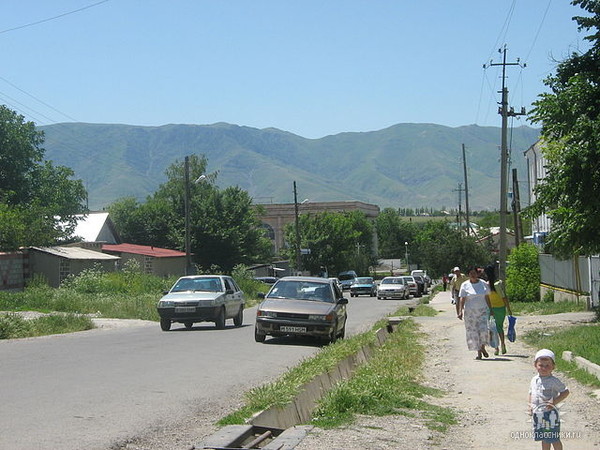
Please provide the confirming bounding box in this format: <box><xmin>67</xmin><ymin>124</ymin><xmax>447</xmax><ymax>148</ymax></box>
<box><xmin>200</xmin><ymin>424</ymin><xmax>253</xmax><ymax>449</ymax></box>
<box><xmin>562</xmin><ymin>351</ymin><xmax>573</xmax><ymax>362</ymax></box>
<box><xmin>574</xmin><ymin>356</ymin><xmax>600</xmax><ymax>379</ymax></box>
<box><xmin>262</xmin><ymin>425</ymin><xmax>314</xmax><ymax>450</ymax></box>
<box><xmin>251</xmin><ymin>402</ymin><xmax>301</xmax><ymax>429</ymax></box>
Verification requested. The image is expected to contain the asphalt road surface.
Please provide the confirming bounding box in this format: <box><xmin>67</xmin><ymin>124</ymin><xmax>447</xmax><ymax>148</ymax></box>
<box><xmin>0</xmin><ymin>294</ymin><xmax>415</xmax><ymax>449</ymax></box>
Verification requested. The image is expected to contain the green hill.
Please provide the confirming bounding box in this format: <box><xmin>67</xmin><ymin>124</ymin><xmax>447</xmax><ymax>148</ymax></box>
<box><xmin>39</xmin><ymin>122</ymin><xmax>539</xmax><ymax>211</ymax></box>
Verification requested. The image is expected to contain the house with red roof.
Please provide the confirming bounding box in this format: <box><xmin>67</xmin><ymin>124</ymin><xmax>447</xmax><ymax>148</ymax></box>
<box><xmin>102</xmin><ymin>243</ymin><xmax>186</xmax><ymax>277</ymax></box>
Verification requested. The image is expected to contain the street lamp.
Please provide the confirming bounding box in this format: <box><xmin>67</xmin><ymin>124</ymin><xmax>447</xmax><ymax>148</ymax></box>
<box><xmin>404</xmin><ymin>241</ymin><xmax>409</xmax><ymax>272</ymax></box>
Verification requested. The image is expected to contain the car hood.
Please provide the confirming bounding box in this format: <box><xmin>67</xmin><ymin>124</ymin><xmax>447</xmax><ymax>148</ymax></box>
<box><xmin>160</xmin><ymin>291</ymin><xmax>223</xmax><ymax>302</ymax></box>
<box><xmin>260</xmin><ymin>298</ymin><xmax>335</xmax><ymax>314</ymax></box>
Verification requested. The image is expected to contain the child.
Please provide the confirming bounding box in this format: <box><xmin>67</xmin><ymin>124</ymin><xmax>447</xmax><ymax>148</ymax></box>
<box><xmin>528</xmin><ymin>349</ymin><xmax>570</xmax><ymax>450</ymax></box>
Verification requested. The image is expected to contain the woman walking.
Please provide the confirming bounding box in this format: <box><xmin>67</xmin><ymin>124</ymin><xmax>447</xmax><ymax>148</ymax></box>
<box><xmin>457</xmin><ymin>266</ymin><xmax>492</xmax><ymax>359</ymax></box>
<box><xmin>484</xmin><ymin>265</ymin><xmax>512</xmax><ymax>355</ymax></box>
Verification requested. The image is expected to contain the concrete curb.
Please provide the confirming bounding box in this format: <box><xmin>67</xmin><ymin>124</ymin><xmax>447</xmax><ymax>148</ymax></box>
<box><xmin>199</xmin><ymin>317</ymin><xmax>411</xmax><ymax>449</ymax></box>
<box><xmin>562</xmin><ymin>350</ymin><xmax>600</xmax><ymax>380</ymax></box>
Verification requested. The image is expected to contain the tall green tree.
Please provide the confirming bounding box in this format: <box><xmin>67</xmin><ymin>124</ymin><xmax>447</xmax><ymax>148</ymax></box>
<box><xmin>414</xmin><ymin>220</ymin><xmax>493</xmax><ymax>277</ymax></box>
<box><xmin>375</xmin><ymin>208</ymin><xmax>417</xmax><ymax>259</ymax></box>
<box><xmin>109</xmin><ymin>154</ymin><xmax>272</xmax><ymax>272</ymax></box>
<box><xmin>527</xmin><ymin>0</ymin><xmax>600</xmax><ymax>258</ymax></box>
<box><xmin>0</xmin><ymin>106</ymin><xmax>87</xmax><ymax>250</ymax></box>
<box><xmin>283</xmin><ymin>211</ymin><xmax>376</xmax><ymax>276</ymax></box>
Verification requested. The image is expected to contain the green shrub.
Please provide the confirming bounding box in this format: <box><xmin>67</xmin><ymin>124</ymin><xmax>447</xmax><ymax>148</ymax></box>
<box><xmin>506</xmin><ymin>243</ymin><xmax>540</xmax><ymax>302</ymax></box>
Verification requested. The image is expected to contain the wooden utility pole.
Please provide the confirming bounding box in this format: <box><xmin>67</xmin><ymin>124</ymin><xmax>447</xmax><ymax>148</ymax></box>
<box><xmin>462</xmin><ymin>144</ymin><xmax>470</xmax><ymax>235</ymax></box>
<box><xmin>487</xmin><ymin>46</ymin><xmax>526</xmax><ymax>280</ymax></box>
<box><xmin>184</xmin><ymin>156</ymin><xmax>192</xmax><ymax>275</ymax></box>
<box><xmin>453</xmin><ymin>183</ymin><xmax>464</xmax><ymax>231</ymax></box>
<box><xmin>512</xmin><ymin>168</ymin><xmax>523</xmax><ymax>246</ymax></box>
<box><xmin>293</xmin><ymin>181</ymin><xmax>301</xmax><ymax>274</ymax></box>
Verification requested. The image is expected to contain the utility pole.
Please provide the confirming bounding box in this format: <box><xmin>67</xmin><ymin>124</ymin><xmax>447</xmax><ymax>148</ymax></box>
<box><xmin>462</xmin><ymin>144</ymin><xmax>470</xmax><ymax>236</ymax></box>
<box><xmin>184</xmin><ymin>156</ymin><xmax>192</xmax><ymax>275</ymax></box>
<box><xmin>512</xmin><ymin>168</ymin><xmax>523</xmax><ymax>247</ymax></box>
<box><xmin>293</xmin><ymin>181</ymin><xmax>302</xmax><ymax>274</ymax></box>
<box><xmin>453</xmin><ymin>183</ymin><xmax>464</xmax><ymax>232</ymax></box>
<box><xmin>487</xmin><ymin>46</ymin><xmax>526</xmax><ymax>281</ymax></box>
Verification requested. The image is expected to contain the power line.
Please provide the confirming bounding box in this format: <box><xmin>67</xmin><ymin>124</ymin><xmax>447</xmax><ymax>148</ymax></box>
<box><xmin>0</xmin><ymin>0</ymin><xmax>110</xmax><ymax>35</ymax></box>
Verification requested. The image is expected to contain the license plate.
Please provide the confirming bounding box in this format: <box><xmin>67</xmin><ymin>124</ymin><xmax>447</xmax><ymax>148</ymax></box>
<box><xmin>175</xmin><ymin>306</ymin><xmax>196</xmax><ymax>313</ymax></box>
<box><xmin>280</xmin><ymin>326</ymin><xmax>307</xmax><ymax>333</ymax></box>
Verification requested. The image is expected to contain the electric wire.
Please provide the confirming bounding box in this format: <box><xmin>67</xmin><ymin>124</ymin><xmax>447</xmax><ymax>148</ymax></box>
<box><xmin>0</xmin><ymin>0</ymin><xmax>110</xmax><ymax>35</ymax></box>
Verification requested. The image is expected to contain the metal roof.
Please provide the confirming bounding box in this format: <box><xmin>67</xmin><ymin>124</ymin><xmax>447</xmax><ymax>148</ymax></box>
<box><xmin>30</xmin><ymin>246</ymin><xmax>120</xmax><ymax>260</ymax></box>
<box><xmin>102</xmin><ymin>243</ymin><xmax>185</xmax><ymax>258</ymax></box>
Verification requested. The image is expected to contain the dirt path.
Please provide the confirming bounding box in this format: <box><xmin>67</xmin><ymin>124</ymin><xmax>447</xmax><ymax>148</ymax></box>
<box><xmin>297</xmin><ymin>290</ymin><xmax>600</xmax><ymax>449</ymax></box>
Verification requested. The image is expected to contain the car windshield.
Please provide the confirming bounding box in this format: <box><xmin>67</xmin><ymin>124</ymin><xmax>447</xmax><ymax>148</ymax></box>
<box><xmin>355</xmin><ymin>277</ymin><xmax>373</xmax><ymax>284</ymax></box>
<box><xmin>382</xmin><ymin>278</ymin><xmax>403</xmax><ymax>285</ymax></box>
<box><xmin>267</xmin><ymin>280</ymin><xmax>334</xmax><ymax>303</ymax></box>
<box><xmin>171</xmin><ymin>277</ymin><xmax>222</xmax><ymax>293</ymax></box>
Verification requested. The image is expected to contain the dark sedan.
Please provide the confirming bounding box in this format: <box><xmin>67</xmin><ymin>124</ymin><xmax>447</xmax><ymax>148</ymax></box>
<box><xmin>254</xmin><ymin>276</ymin><xmax>348</xmax><ymax>344</ymax></box>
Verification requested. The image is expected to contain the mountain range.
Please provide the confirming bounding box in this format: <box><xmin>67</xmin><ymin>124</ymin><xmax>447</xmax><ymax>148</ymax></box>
<box><xmin>39</xmin><ymin>122</ymin><xmax>540</xmax><ymax>211</ymax></box>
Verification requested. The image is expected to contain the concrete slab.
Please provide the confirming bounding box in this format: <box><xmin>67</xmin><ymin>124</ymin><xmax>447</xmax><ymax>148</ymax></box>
<box><xmin>263</xmin><ymin>425</ymin><xmax>314</xmax><ymax>450</ymax></box>
<box><xmin>199</xmin><ymin>424</ymin><xmax>253</xmax><ymax>449</ymax></box>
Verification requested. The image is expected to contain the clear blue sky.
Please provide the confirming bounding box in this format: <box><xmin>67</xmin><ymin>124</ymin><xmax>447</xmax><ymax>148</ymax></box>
<box><xmin>0</xmin><ymin>1</ymin><xmax>590</xmax><ymax>139</ymax></box>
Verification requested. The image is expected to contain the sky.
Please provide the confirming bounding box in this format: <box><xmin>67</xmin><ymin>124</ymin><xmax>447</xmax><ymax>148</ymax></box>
<box><xmin>0</xmin><ymin>0</ymin><xmax>591</xmax><ymax>139</ymax></box>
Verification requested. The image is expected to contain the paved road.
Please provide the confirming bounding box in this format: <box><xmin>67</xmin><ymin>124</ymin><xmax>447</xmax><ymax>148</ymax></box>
<box><xmin>0</xmin><ymin>294</ymin><xmax>413</xmax><ymax>449</ymax></box>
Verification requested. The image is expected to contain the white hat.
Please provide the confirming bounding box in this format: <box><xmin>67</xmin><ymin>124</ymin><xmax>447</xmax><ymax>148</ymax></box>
<box><xmin>535</xmin><ymin>349</ymin><xmax>555</xmax><ymax>362</ymax></box>
<box><xmin>452</xmin><ymin>267</ymin><xmax>460</xmax><ymax>272</ymax></box>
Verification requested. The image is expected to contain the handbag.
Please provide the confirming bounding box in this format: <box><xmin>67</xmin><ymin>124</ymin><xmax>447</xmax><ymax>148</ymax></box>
<box><xmin>507</xmin><ymin>315</ymin><xmax>517</xmax><ymax>342</ymax></box>
<box><xmin>488</xmin><ymin>316</ymin><xmax>499</xmax><ymax>348</ymax></box>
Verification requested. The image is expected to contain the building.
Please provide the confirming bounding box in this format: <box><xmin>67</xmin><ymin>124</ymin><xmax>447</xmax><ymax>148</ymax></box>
<box><xmin>524</xmin><ymin>140</ymin><xmax>551</xmax><ymax>245</ymax></box>
<box><xmin>102</xmin><ymin>243</ymin><xmax>186</xmax><ymax>277</ymax></box>
<box><xmin>257</xmin><ymin>200</ymin><xmax>380</xmax><ymax>254</ymax></box>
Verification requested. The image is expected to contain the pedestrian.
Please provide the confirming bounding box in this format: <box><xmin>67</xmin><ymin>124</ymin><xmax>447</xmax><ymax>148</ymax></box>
<box><xmin>449</xmin><ymin>267</ymin><xmax>468</xmax><ymax>314</ymax></box>
<box><xmin>528</xmin><ymin>349</ymin><xmax>570</xmax><ymax>449</ymax></box>
<box><xmin>484</xmin><ymin>264</ymin><xmax>512</xmax><ymax>355</ymax></box>
<box><xmin>442</xmin><ymin>274</ymin><xmax>449</xmax><ymax>291</ymax></box>
<box><xmin>457</xmin><ymin>266</ymin><xmax>492</xmax><ymax>359</ymax></box>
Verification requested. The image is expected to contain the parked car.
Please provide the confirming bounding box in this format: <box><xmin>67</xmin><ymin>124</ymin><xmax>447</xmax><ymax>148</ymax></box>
<box><xmin>401</xmin><ymin>275</ymin><xmax>420</xmax><ymax>297</ymax></box>
<box><xmin>412</xmin><ymin>275</ymin><xmax>427</xmax><ymax>296</ymax></box>
<box><xmin>338</xmin><ymin>270</ymin><xmax>358</xmax><ymax>290</ymax></box>
<box><xmin>254</xmin><ymin>276</ymin><xmax>348</xmax><ymax>344</ymax></box>
<box><xmin>411</xmin><ymin>270</ymin><xmax>432</xmax><ymax>290</ymax></box>
<box><xmin>377</xmin><ymin>276</ymin><xmax>410</xmax><ymax>300</ymax></box>
<box><xmin>350</xmin><ymin>277</ymin><xmax>377</xmax><ymax>297</ymax></box>
<box><xmin>156</xmin><ymin>275</ymin><xmax>245</xmax><ymax>331</ymax></box>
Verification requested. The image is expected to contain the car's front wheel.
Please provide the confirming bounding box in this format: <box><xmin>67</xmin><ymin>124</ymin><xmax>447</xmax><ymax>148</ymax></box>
<box><xmin>254</xmin><ymin>326</ymin><xmax>266</xmax><ymax>342</ymax></box>
<box><xmin>184</xmin><ymin>321</ymin><xmax>193</xmax><ymax>329</ymax></box>
<box><xmin>233</xmin><ymin>306</ymin><xmax>243</xmax><ymax>327</ymax></box>
<box><xmin>160</xmin><ymin>318</ymin><xmax>171</xmax><ymax>331</ymax></box>
<box><xmin>214</xmin><ymin>307</ymin><xmax>226</xmax><ymax>329</ymax></box>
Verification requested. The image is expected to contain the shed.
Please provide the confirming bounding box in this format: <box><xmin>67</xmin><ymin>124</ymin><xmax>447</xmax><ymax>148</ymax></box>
<box><xmin>71</xmin><ymin>212</ymin><xmax>121</xmax><ymax>244</ymax></box>
<box><xmin>102</xmin><ymin>243</ymin><xmax>186</xmax><ymax>277</ymax></box>
<box><xmin>28</xmin><ymin>246</ymin><xmax>120</xmax><ymax>287</ymax></box>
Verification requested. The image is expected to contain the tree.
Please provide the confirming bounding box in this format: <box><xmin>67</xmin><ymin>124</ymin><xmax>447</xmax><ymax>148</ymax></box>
<box><xmin>506</xmin><ymin>243</ymin><xmax>540</xmax><ymax>302</ymax></box>
<box><xmin>0</xmin><ymin>106</ymin><xmax>87</xmax><ymax>250</ymax></box>
<box><xmin>283</xmin><ymin>211</ymin><xmax>376</xmax><ymax>276</ymax></box>
<box><xmin>375</xmin><ymin>208</ymin><xmax>417</xmax><ymax>259</ymax></box>
<box><xmin>527</xmin><ymin>0</ymin><xmax>600</xmax><ymax>258</ymax></box>
<box><xmin>109</xmin><ymin>154</ymin><xmax>272</xmax><ymax>272</ymax></box>
<box><xmin>414</xmin><ymin>220</ymin><xmax>493</xmax><ymax>277</ymax></box>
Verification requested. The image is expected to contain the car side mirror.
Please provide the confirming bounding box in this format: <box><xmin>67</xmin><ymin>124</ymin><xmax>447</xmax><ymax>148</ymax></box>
<box><xmin>163</xmin><ymin>290</ymin><xmax>169</xmax><ymax>295</ymax></box>
<box><xmin>257</xmin><ymin>292</ymin><xmax>266</xmax><ymax>299</ymax></box>
<box><xmin>225</xmin><ymin>289</ymin><xmax>234</xmax><ymax>295</ymax></box>
<box><xmin>338</xmin><ymin>298</ymin><xmax>349</xmax><ymax>305</ymax></box>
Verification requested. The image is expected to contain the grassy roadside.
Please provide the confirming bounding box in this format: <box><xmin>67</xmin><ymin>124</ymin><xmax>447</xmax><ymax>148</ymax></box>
<box><xmin>0</xmin><ymin>313</ymin><xmax>94</xmax><ymax>339</ymax></box>
<box><xmin>219</xmin><ymin>302</ymin><xmax>456</xmax><ymax>433</ymax></box>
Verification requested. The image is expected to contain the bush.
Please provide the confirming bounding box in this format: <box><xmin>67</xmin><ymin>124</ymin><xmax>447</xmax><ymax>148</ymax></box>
<box><xmin>506</xmin><ymin>243</ymin><xmax>540</xmax><ymax>302</ymax></box>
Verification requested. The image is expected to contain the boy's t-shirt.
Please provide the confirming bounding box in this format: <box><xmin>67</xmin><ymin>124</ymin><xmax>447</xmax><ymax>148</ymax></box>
<box><xmin>529</xmin><ymin>374</ymin><xmax>568</xmax><ymax>407</ymax></box>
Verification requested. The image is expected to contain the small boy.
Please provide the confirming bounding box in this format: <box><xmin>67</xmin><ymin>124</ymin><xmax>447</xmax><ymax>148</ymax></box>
<box><xmin>528</xmin><ymin>349</ymin><xmax>570</xmax><ymax>450</ymax></box>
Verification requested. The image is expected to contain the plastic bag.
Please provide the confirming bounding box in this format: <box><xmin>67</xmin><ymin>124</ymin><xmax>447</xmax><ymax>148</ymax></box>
<box><xmin>507</xmin><ymin>315</ymin><xmax>517</xmax><ymax>342</ymax></box>
<box><xmin>488</xmin><ymin>316</ymin><xmax>499</xmax><ymax>348</ymax></box>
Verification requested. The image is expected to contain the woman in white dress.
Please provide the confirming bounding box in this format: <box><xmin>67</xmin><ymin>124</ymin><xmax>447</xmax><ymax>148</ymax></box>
<box><xmin>457</xmin><ymin>266</ymin><xmax>492</xmax><ymax>359</ymax></box>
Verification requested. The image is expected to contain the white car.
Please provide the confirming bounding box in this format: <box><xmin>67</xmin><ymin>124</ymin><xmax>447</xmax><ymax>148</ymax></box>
<box><xmin>377</xmin><ymin>277</ymin><xmax>410</xmax><ymax>300</ymax></box>
<box><xmin>156</xmin><ymin>275</ymin><xmax>245</xmax><ymax>331</ymax></box>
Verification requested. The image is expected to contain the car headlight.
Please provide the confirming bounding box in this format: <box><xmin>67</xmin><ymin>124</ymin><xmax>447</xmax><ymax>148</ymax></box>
<box><xmin>308</xmin><ymin>314</ymin><xmax>328</xmax><ymax>321</ymax></box>
<box><xmin>158</xmin><ymin>300</ymin><xmax>175</xmax><ymax>308</ymax></box>
<box><xmin>257</xmin><ymin>310</ymin><xmax>277</xmax><ymax>318</ymax></box>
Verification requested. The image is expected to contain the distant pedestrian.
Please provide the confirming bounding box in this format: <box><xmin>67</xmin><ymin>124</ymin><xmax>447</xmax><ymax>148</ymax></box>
<box><xmin>484</xmin><ymin>265</ymin><xmax>512</xmax><ymax>355</ymax></box>
<box><xmin>528</xmin><ymin>349</ymin><xmax>570</xmax><ymax>449</ymax></box>
<box><xmin>457</xmin><ymin>266</ymin><xmax>492</xmax><ymax>359</ymax></box>
<box><xmin>449</xmin><ymin>267</ymin><xmax>468</xmax><ymax>314</ymax></box>
<box><xmin>442</xmin><ymin>274</ymin><xmax>449</xmax><ymax>291</ymax></box>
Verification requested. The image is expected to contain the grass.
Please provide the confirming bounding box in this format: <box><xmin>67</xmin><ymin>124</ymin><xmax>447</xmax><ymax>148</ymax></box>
<box><xmin>218</xmin><ymin>303</ymin><xmax>455</xmax><ymax>433</ymax></box>
<box><xmin>523</xmin><ymin>323</ymin><xmax>600</xmax><ymax>388</ymax></box>
<box><xmin>0</xmin><ymin>313</ymin><xmax>94</xmax><ymax>339</ymax></box>
<box><xmin>511</xmin><ymin>300</ymin><xmax>588</xmax><ymax>316</ymax></box>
